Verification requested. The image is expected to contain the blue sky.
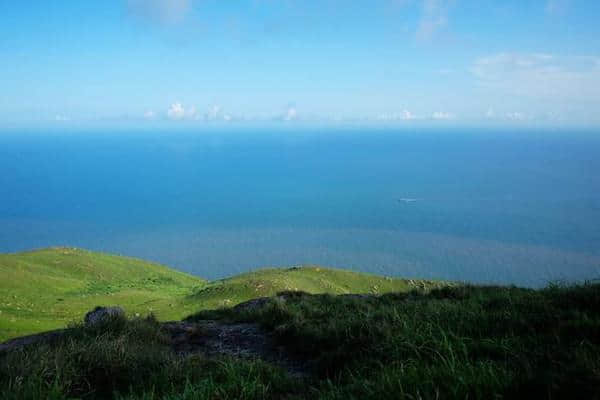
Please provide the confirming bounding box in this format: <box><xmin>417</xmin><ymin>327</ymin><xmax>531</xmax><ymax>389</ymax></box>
<box><xmin>1</xmin><ymin>0</ymin><xmax>600</xmax><ymax>128</ymax></box>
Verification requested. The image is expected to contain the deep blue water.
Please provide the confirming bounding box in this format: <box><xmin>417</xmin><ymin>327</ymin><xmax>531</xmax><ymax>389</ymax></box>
<box><xmin>1</xmin><ymin>128</ymin><xmax>599</xmax><ymax>286</ymax></box>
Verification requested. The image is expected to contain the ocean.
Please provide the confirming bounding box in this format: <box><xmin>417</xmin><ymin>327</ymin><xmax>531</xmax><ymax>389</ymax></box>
<box><xmin>1</xmin><ymin>128</ymin><xmax>599</xmax><ymax>287</ymax></box>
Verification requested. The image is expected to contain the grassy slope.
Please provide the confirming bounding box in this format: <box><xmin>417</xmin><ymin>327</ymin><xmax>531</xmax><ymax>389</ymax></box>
<box><xmin>0</xmin><ymin>248</ymin><xmax>205</xmax><ymax>341</ymax></box>
<box><xmin>189</xmin><ymin>284</ymin><xmax>600</xmax><ymax>399</ymax></box>
<box><xmin>191</xmin><ymin>266</ymin><xmax>448</xmax><ymax>309</ymax></box>
<box><xmin>0</xmin><ymin>248</ymin><xmax>446</xmax><ymax>341</ymax></box>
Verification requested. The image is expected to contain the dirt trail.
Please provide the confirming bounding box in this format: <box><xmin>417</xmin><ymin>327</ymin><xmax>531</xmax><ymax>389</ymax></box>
<box><xmin>163</xmin><ymin>320</ymin><xmax>308</xmax><ymax>377</ymax></box>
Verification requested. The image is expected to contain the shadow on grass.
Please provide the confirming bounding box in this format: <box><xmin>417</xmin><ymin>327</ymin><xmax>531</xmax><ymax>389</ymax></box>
<box><xmin>0</xmin><ymin>314</ymin><xmax>296</xmax><ymax>400</ymax></box>
<box><xmin>188</xmin><ymin>283</ymin><xmax>600</xmax><ymax>399</ymax></box>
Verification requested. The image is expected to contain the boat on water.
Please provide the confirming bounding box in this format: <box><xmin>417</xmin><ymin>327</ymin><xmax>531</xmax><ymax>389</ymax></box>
<box><xmin>397</xmin><ymin>198</ymin><xmax>420</xmax><ymax>203</ymax></box>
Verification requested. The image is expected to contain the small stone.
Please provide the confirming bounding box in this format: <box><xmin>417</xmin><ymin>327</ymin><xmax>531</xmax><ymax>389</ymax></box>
<box><xmin>84</xmin><ymin>306</ymin><xmax>125</xmax><ymax>327</ymax></box>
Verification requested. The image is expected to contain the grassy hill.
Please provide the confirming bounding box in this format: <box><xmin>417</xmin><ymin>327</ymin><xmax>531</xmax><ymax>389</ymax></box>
<box><xmin>190</xmin><ymin>266</ymin><xmax>447</xmax><ymax>309</ymax></box>
<box><xmin>0</xmin><ymin>248</ymin><xmax>446</xmax><ymax>341</ymax></box>
<box><xmin>0</xmin><ymin>248</ymin><xmax>205</xmax><ymax>341</ymax></box>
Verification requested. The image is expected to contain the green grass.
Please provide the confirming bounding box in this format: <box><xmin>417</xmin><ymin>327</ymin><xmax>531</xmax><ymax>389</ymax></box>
<box><xmin>190</xmin><ymin>265</ymin><xmax>448</xmax><ymax>309</ymax></box>
<box><xmin>3</xmin><ymin>247</ymin><xmax>598</xmax><ymax>398</ymax></box>
<box><xmin>1</xmin><ymin>248</ymin><xmax>444</xmax><ymax>341</ymax></box>
<box><xmin>188</xmin><ymin>283</ymin><xmax>600</xmax><ymax>399</ymax></box>
<box><xmin>0</xmin><ymin>247</ymin><xmax>205</xmax><ymax>341</ymax></box>
<box><xmin>2</xmin><ymin>283</ymin><xmax>599</xmax><ymax>399</ymax></box>
<box><xmin>0</xmin><ymin>314</ymin><xmax>297</xmax><ymax>400</ymax></box>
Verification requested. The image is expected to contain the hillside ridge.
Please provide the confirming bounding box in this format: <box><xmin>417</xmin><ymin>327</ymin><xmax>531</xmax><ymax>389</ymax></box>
<box><xmin>0</xmin><ymin>247</ymin><xmax>445</xmax><ymax>341</ymax></box>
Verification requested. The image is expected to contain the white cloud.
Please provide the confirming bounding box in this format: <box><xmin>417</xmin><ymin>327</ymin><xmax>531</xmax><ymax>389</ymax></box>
<box><xmin>167</xmin><ymin>102</ymin><xmax>187</xmax><ymax>120</ymax></box>
<box><xmin>484</xmin><ymin>109</ymin><xmax>534</xmax><ymax>122</ymax></box>
<box><xmin>505</xmin><ymin>112</ymin><xmax>532</xmax><ymax>121</ymax></box>
<box><xmin>376</xmin><ymin>110</ymin><xmax>456</xmax><ymax>121</ymax></box>
<box><xmin>143</xmin><ymin>110</ymin><xmax>156</xmax><ymax>119</ymax></box>
<box><xmin>166</xmin><ymin>103</ymin><xmax>235</xmax><ymax>122</ymax></box>
<box><xmin>203</xmin><ymin>105</ymin><xmax>232</xmax><ymax>121</ymax></box>
<box><xmin>54</xmin><ymin>115</ymin><xmax>70</xmax><ymax>122</ymax></box>
<box><xmin>282</xmin><ymin>105</ymin><xmax>298</xmax><ymax>121</ymax></box>
<box><xmin>127</xmin><ymin>0</ymin><xmax>192</xmax><ymax>23</ymax></box>
<box><xmin>431</xmin><ymin>111</ymin><xmax>455</xmax><ymax>120</ymax></box>
<box><xmin>377</xmin><ymin>110</ymin><xmax>415</xmax><ymax>121</ymax></box>
<box><xmin>205</xmin><ymin>105</ymin><xmax>221</xmax><ymax>120</ymax></box>
<box><xmin>482</xmin><ymin>107</ymin><xmax>538</xmax><ymax>122</ymax></box>
<box><xmin>188</xmin><ymin>105</ymin><xmax>200</xmax><ymax>120</ymax></box>
<box><xmin>416</xmin><ymin>0</ymin><xmax>450</xmax><ymax>41</ymax></box>
<box><xmin>374</xmin><ymin>110</ymin><xmax>457</xmax><ymax>122</ymax></box>
<box><xmin>471</xmin><ymin>53</ymin><xmax>600</xmax><ymax>101</ymax></box>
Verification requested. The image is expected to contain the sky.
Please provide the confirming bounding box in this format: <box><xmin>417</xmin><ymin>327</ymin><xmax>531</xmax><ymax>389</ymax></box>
<box><xmin>1</xmin><ymin>0</ymin><xmax>600</xmax><ymax>129</ymax></box>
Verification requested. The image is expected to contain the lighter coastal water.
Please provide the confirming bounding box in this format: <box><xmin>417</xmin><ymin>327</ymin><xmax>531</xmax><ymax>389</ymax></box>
<box><xmin>1</xmin><ymin>128</ymin><xmax>599</xmax><ymax>287</ymax></box>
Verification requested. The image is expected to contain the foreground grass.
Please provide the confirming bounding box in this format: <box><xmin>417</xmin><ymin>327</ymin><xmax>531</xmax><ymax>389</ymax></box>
<box><xmin>0</xmin><ymin>315</ymin><xmax>296</xmax><ymax>400</ymax></box>
<box><xmin>1</xmin><ymin>283</ymin><xmax>599</xmax><ymax>399</ymax></box>
<box><xmin>0</xmin><ymin>248</ymin><xmax>205</xmax><ymax>341</ymax></box>
<box><xmin>189</xmin><ymin>283</ymin><xmax>600</xmax><ymax>399</ymax></box>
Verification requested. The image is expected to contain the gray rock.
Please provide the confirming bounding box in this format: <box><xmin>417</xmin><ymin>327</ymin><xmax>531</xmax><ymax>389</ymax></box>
<box><xmin>84</xmin><ymin>306</ymin><xmax>125</xmax><ymax>327</ymax></box>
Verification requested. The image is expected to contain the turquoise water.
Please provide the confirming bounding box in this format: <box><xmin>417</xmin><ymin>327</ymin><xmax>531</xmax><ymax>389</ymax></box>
<box><xmin>1</xmin><ymin>128</ymin><xmax>599</xmax><ymax>286</ymax></box>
